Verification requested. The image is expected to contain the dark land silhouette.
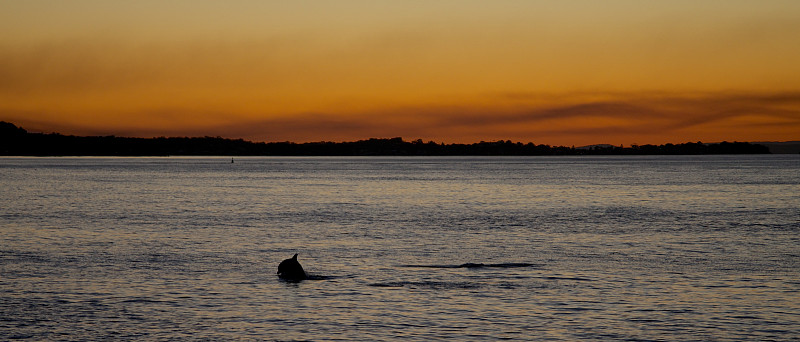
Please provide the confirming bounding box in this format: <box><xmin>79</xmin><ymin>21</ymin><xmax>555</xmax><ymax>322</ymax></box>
<box><xmin>1</xmin><ymin>121</ymin><xmax>773</xmax><ymax>156</ymax></box>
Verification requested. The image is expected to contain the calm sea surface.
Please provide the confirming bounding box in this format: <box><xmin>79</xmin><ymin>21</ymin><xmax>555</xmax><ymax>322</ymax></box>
<box><xmin>1</xmin><ymin>155</ymin><xmax>799</xmax><ymax>341</ymax></box>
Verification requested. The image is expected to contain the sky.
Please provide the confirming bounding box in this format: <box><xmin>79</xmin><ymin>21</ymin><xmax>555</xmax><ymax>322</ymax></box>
<box><xmin>1</xmin><ymin>0</ymin><xmax>799</xmax><ymax>146</ymax></box>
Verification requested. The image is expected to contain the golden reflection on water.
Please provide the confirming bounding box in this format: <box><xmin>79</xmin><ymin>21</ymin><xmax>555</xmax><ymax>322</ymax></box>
<box><xmin>1</xmin><ymin>156</ymin><xmax>798</xmax><ymax>340</ymax></box>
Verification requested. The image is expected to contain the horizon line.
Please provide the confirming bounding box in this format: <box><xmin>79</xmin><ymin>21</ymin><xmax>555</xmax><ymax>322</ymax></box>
<box><xmin>4</xmin><ymin>121</ymin><xmax>797</xmax><ymax>148</ymax></box>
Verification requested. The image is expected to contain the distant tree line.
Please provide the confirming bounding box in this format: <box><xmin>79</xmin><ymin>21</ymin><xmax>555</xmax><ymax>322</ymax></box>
<box><xmin>1</xmin><ymin>121</ymin><xmax>770</xmax><ymax>156</ymax></box>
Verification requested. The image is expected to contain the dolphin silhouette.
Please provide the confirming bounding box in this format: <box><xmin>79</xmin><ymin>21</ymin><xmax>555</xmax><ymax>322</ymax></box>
<box><xmin>277</xmin><ymin>254</ymin><xmax>308</xmax><ymax>281</ymax></box>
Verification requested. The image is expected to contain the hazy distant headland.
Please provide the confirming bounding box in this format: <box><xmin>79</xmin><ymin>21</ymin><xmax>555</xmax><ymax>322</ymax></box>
<box><xmin>0</xmin><ymin>121</ymin><xmax>781</xmax><ymax>156</ymax></box>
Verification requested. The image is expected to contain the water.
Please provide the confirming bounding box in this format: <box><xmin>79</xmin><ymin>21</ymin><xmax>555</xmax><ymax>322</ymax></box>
<box><xmin>1</xmin><ymin>155</ymin><xmax>798</xmax><ymax>341</ymax></box>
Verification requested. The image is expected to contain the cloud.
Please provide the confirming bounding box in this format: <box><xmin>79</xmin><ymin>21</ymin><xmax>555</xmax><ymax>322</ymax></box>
<box><xmin>160</xmin><ymin>91</ymin><xmax>798</xmax><ymax>144</ymax></box>
<box><xmin>3</xmin><ymin>91</ymin><xmax>798</xmax><ymax>145</ymax></box>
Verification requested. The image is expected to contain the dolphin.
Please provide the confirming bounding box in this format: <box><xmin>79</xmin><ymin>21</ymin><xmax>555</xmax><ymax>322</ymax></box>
<box><xmin>277</xmin><ymin>254</ymin><xmax>308</xmax><ymax>281</ymax></box>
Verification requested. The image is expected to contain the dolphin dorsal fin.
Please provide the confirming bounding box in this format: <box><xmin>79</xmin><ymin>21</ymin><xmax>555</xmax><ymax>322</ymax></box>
<box><xmin>292</xmin><ymin>254</ymin><xmax>298</xmax><ymax>260</ymax></box>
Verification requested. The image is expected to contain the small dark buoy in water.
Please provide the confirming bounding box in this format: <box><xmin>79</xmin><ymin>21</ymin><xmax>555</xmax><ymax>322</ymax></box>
<box><xmin>231</xmin><ymin>158</ymin><xmax>234</xmax><ymax>163</ymax></box>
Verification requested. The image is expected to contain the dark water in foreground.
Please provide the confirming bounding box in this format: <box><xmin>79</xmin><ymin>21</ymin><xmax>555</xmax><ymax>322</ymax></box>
<box><xmin>1</xmin><ymin>155</ymin><xmax>799</xmax><ymax>341</ymax></box>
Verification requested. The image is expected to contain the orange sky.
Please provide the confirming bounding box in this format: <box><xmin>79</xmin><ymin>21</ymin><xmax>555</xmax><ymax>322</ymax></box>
<box><xmin>1</xmin><ymin>1</ymin><xmax>799</xmax><ymax>146</ymax></box>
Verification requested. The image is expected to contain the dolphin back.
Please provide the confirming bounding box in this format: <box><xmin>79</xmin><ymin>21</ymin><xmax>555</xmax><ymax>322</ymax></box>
<box><xmin>277</xmin><ymin>254</ymin><xmax>308</xmax><ymax>280</ymax></box>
